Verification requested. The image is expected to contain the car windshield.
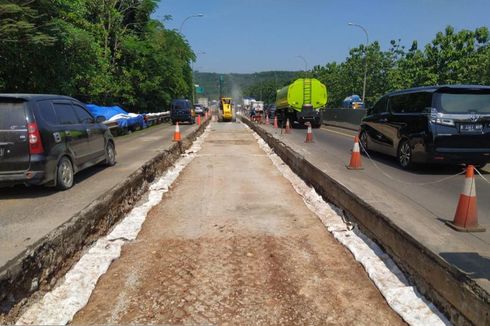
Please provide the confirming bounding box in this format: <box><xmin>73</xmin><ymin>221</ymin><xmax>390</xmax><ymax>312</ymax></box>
<box><xmin>437</xmin><ymin>92</ymin><xmax>490</xmax><ymax>114</ymax></box>
<box><xmin>0</xmin><ymin>102</ymin><xmax>27</xmax><ymax>130</ymax></box>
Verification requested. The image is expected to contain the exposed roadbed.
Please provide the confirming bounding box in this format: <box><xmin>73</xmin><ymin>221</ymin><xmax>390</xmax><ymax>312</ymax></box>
<box><xmin>243</xmin><ymin>117</ymin><xmax>489</xmax><ymax>325</ymax></box>
<box><xmin>0</xmin><ymin>120</ymin><xmax>208</xmax><ymax>322</ymax></box>
<box><xmin>69</xmin><ymin>122</ymin><xmax>404</xmax><ymax>325</ymax></box>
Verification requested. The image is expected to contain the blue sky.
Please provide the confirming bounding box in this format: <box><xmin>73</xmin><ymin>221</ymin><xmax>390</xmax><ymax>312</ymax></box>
<box><xmin>155</xmin><ymin>0</ymin><xmax>490</xmax><ymax>74</ymax></box>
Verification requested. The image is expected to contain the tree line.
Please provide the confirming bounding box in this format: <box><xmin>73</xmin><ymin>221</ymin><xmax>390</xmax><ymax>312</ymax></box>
<box><xmin>0</xmin><ymin>0</ymin><xmax>193</xmax><ymax>112</ymax></box>
<box><xmin>243</xmin><ymin>26</ymin><xmax>489</xmax><ymax>108</ymax></box>
<box><xmin>312</xmin><ymin>25</ymin><xmax>490</xmax><ymax>108</ymax></box>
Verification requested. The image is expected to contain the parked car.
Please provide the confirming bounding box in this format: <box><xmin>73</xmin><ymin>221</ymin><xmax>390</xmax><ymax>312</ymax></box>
<box><xmin>0</xmin><ymin>94</ymin><xmax>116</xmax><ymax>189</ymax></box>
<box><xmin>170</xmin><ymin>99</ymin><xmax>195</xmax><ymax>124</ymax></box>
<box><xmin>359</xmin><ymin>85</ymin><xmax>490</xmax><ymax>169</ymax></box>
<box><xmin>193</xmin><ymin>104</ymin><xmax>205</xmax><ymax>116</ymax></box>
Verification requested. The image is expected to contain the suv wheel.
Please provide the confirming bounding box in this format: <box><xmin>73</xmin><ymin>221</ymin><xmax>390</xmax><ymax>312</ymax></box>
<box><xmin>397</xmin><ymin>140</ymin><xmax>413</xmax><ymax>169</ymax></box>
<box><xmin>56</xmin><ymin>157</ymin><xmax>74</xmax><ymax>190</ymax></box>
<box><xmin>105</xmin><ymin>141</ymin><xmax>116</xmax><ymax>166</ymax></box>
<box><xmin>359</xmin><ymin>130</ymin><xmax>369</xmax><ymax>154</ymax></box>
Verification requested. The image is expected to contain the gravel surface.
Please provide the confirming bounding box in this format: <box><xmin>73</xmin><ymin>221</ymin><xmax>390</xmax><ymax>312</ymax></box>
<box><xmin>72</xmin><ymin>122</ymin><xmax>404</xmax><ymax>325</ymax></box>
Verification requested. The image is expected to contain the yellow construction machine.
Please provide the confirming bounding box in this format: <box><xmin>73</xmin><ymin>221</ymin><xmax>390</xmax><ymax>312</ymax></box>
<box><xmin>218</xmin><ymin>97</ymin><xmax>235</xmax><ymax>122</ymax></box>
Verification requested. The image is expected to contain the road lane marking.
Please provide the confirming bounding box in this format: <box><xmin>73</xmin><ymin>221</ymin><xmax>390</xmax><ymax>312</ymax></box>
<box><xmin>320</xmin><ymin>126</ymin><xmax>357</xmax><ymax>138</ymax></box>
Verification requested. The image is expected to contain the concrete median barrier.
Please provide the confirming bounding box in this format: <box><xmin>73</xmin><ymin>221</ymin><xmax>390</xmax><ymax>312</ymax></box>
<box><xmin>322</xmin><ymin>108</ymin><xmax>366</xmax><ymax>131</ymax></box>
<box><xmin>241</xmin><ymin>116</ymin><xmax>489</xmax><ymax>326</ymax></box>
<box><xmin>0</xmin><ymin>118</ymin><xmax>210</xmax><ymax>322</ymax></box>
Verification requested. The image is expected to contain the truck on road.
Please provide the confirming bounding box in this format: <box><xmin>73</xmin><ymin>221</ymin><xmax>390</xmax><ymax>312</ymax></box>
<box><xmin>275</xmin><ymin>78</ymin><xmax>327</xmax><ymax>128</ymax></box>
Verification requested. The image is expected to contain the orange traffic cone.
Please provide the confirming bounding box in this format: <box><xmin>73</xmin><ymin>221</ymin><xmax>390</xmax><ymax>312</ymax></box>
<box><xmin>197</xmin><ymin>114</ymin><xmax>201</xmax><ymax>126</ymax></box>
<box><xmin>346</xmin><ymin>136</ymin><xmax>363</xmax><ymax>170</ymax></box>
<box><xmin>266</xmin><ymin>114</ymin><xmax>270</xmax><ymax>125</ymax></box>
<box><xmin>273</xmin><ymin>116</ymin><xmax>278</xmax><ymax>129</ymax></box>
<box><xmin>172</xmin><ymin>122</ymin><xmax>181</xmax><ymax>142</ymax></box>
<box><xmin>305</xmin><ymin>122</ymin><xmax>314</xmax><ymax>143</ymax></box>
<box><xmin>285</xmin><ymin>118</ymin><xmax>291</xmax><ymax>134</ymax></box>
<box><xmin>446</xmin><ymin>165</ymin><xmax>485</xmax><ymax>232</ymax></box>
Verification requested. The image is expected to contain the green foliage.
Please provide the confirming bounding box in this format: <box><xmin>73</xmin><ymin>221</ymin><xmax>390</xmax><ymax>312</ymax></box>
<box><xmin>313</xmin><ymin>25</ymin><xmax>489</xmax><ymax>108</ymax></box>
<box><xmin>1</xmin><ymin>7</ymin><xmax>488</xmax><ymax>113</ymax></box>
<box><xmin>0</xmin><ymin>0</ymin><xmax>194</xmax><ymax>112</ymax></box>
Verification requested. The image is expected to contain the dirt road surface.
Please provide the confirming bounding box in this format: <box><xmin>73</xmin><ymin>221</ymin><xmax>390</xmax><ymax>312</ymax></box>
<box><xmin>72</xmin><ymin>122</ymin><xmax>404</xmax><ymax>325</ymax></box>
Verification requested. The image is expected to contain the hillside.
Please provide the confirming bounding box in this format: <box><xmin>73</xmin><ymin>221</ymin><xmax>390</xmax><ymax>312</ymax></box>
<box><xmin>193</xmin><ymin>71</ymin><xmax>300</xmax><ymax>102</ymax></box>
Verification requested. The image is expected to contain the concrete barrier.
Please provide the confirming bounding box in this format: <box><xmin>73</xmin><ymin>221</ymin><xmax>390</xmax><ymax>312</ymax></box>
<box><xmin>322</xmin><ymin>108</ymin><xmax>366</xmax><ymax>131</ymax></box>
<box><xmin>0</xmin><ymin>119</ymin><xmax>210</xmax><ymax>323</ymax></box>
<box><xmin>241</xmin><ymin>116</ymin><xmax>489</xmax><ymax>326</ymax></box>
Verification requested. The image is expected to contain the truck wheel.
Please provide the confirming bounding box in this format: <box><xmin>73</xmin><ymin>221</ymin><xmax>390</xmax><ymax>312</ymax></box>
<box><xmin>56</xmin><ymin>157</ymin><xmax>74</xmax><ymax>190</ymax></box>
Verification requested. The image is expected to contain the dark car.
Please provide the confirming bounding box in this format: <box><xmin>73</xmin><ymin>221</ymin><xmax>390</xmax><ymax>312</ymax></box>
<box><xmin>359</xmin><ymin>85</ymin><xmax>490</xmax><ymax>169</ymax></box>
<box><xmin>0</xmin><ymin>94</ymin><xmax>116</xmax><ymax>189</ymax></box>
<box><xmin>170</xmin><ymin>99</ymin><xmax>195</xmax><ymax>124</ymax></box>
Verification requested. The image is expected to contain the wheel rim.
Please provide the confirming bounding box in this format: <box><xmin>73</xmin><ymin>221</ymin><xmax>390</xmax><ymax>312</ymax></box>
<box><xmin>399</xmin><ymin>142</ymin><xmax>411</xmax><ymax>167</ymax></box>
<box><xmin>360</xmin><ymin>132</ymin><xmax>368</xmax><ymax>151</ymax></box>
<box><xmin>60</xmin><ymin>160</ymin><xmax>73</xmax><ymax>186</ymax></box>
<box><xmin>107</xmin><ymin>144</ymin><xmax>115</xmax><ymax>163</ymax></box>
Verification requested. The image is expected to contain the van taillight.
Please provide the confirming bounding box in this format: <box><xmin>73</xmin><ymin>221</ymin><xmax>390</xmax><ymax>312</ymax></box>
<box><xmin>27</xmin><ymin>122</ymin><xmax>44</xmax><ymax>154</ymax></box>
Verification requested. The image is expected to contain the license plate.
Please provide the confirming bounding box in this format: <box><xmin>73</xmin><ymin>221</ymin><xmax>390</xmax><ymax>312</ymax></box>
<box><xmin>460</xmin><ymin>124</ymin><xmax>483</xmax><ymax>133</ymax></box>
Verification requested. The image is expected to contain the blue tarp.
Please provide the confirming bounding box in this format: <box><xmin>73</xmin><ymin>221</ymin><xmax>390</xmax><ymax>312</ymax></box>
<box><xmin>86</xmin><ymin>104</ymin><xmax>145</xmax><ymax>129</ymax></box>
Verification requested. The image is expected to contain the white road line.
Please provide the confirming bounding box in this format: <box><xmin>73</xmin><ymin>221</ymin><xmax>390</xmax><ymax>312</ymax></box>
<box><xmin>320</xmin><ymin>126</ymin><xmax>357</xmax><ymax>138</ymax></box>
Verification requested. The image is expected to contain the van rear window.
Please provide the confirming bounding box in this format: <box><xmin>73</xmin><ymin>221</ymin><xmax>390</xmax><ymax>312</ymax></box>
<box><xmin>438</xmin><ymin>93</ymin><xmax>490</xmax><ymax>114</ymax></box>
<box><xmin>0</xmin><ymin>102</ymin><xmax>27</xmax><ymax>130</ymax></box>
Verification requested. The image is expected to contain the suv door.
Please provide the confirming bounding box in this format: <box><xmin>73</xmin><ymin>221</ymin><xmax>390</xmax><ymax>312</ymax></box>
<box><xmin>72</xmin><ymin>103</ymin><xmax>105</xmax><ymax>160</ymax></box>
<box><xmin>0</xmin><ymin>99</ymin><xmax>29</xmax><ymax>173</ymax></box>
<box><xmin>52</xmin><ymin>101</ymin><xmax>90</xmax><ymax>167</ymax></box>
<box><xmin>364</xmin><ymin>96</ymin><xmax>391</xmax><ymax>153</ymax></box>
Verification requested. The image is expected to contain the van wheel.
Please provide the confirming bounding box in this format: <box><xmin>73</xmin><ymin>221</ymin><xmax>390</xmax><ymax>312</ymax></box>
<box><xmin>359</xmin><ymin>131</ymin><xmax>369</xmax><ymax>154</ymax></box>
<box><xmin>104</xmin><ymin>141</ymin><xmax>116</xmax><ymax>166</ymax></box>
<box><xmin>397</xmin><ymin>140</ymin><xmax>413</xmax><ymax>169</ymax></box>
<box><xmin>56</xmin><ymin>157</ymin><xmax>74</xmax><ymax>190</ymax></box>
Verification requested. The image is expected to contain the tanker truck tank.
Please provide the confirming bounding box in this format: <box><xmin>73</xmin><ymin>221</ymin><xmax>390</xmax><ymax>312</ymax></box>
<box><xmin>275</xmin><ymin>78</ymin><xmax>327</xmax><ymax>128</ymax></box>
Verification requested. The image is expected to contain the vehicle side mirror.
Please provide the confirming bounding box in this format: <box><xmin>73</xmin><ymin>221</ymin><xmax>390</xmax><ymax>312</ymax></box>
<box><xmin>96</xmin><ymin>116</ymin><xmax>106</xmax><ymax>123</ymax></box>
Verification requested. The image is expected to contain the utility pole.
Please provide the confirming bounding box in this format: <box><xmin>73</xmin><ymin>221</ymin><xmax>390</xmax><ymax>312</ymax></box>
<box><xmin>348</xmin><ymin>22</ymin><xmax>369</xmax><ymax>103</ymax></box>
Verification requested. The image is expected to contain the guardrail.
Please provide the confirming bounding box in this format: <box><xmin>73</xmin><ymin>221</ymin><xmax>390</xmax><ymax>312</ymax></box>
<box><xmin>322</xmin><ymin>108</ymin><xmax>366</xmax><ymax>131</ymax></box>
<box><xmin>102</xmin><ymin>112</ymin><xmax>170</xmax><ymax>136</ymax></box>
<box><xmin>145</xmin><ymin>112</ymin><xmax>170</xmax><ymax>126</ymax></box>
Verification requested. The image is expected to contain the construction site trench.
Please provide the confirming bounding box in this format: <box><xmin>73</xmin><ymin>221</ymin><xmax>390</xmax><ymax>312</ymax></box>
<box><xmin>11</xmin><ymin>119</ymin><xmax>455</xmax><ymax>325</ymax></box>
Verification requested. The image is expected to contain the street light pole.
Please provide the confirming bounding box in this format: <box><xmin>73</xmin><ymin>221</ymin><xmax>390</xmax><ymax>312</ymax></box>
<box><xmin>348</xmin><ymin>22</ymin><xmax>369</xmax><ymax>103</ymax></box>
<box><xmin>192</xmin><ymin>52</ymin><xmax>206</xmax><ymax>104</ymax></box>
<box><xmin>296</xmin><ymin>55</ymin><xmax>308</xmax><ymax>78</ymax></box>
<box><xmin>179</xmin><ymin>13</ymin><xmax>204</xmax><ymax>34</ymax></box>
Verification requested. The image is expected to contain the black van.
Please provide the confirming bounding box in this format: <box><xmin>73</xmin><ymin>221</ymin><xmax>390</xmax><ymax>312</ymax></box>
<box><xmin>359</xmin><ymin>85</ymin><xmax>490</xmax><ymax>169</ymax></box>
<box><xmin>0</xmin><ymin>94</ymin><xmax>116</xmax><ymax>189</ymax></box>
<box><xmin>170</xmin><ymin>99</ymin><xmax>195</xmax><ymax>125</ymax></box>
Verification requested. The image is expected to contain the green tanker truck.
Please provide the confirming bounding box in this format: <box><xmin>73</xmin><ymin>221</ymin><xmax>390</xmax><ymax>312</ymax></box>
<box><xmin>275</xmin><ymin>78</ymin><xmax>327</xmax><ymax>128</ymax></box>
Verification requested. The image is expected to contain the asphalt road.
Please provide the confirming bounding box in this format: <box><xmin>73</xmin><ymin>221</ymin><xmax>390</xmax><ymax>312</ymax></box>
<box><xmin>256</xmin><ymin>121</ymin><xmax>490</xmax><ymax>292</ymax></box>
<box><xmin>0</xmin><ymin>122</ymin><xmax>197</xmax><ymax>268</ymax></box>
